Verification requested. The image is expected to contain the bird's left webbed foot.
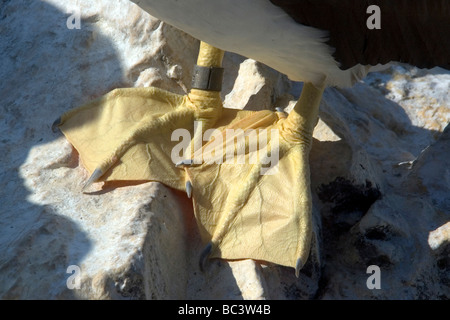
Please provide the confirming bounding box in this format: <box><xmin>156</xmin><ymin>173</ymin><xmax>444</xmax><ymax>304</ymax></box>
<box><xmin>184</xmin><ymin>82</ymin><xmax>325</xmax><ymax>277</ymax></box>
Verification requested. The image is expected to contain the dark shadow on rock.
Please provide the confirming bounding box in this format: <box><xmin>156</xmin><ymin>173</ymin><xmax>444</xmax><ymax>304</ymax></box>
<box><xmin>0</xmin><ymin>0</ymin><xmax>127</xmax><ymax>299</ymax></box>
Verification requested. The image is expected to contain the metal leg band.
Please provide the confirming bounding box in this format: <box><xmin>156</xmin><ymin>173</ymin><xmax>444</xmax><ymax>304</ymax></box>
<box><xmin>191</xmin><ymin>65</ymin><xmax>224</xmax><ymax>91</ymax></box>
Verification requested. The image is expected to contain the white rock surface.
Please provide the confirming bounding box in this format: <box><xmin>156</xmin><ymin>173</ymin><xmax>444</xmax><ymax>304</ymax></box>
<box><xmin>0</xmin><ymin>0</ymin><xmax>448</xmax><ymax>299</ymax></box>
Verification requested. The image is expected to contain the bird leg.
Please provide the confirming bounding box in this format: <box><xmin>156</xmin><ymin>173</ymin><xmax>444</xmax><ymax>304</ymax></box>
<box><xmin>180</xmin><ymin>42</ymin><xmax>224</xmax><ymax>196</ymax></box>
<box><xmin>280</xmin><ymin>81</ymin><xmax>324</xmax><ymax>276</ymax></box>
<box><xmin>185</xmin><ymin>81</ymin><xmax>325</xmax><ymax>277</ymax></box>
<box><xmin>54</xmin><ymin>41</ymin><xmax>225</xmax><ymax>193</ymax></box>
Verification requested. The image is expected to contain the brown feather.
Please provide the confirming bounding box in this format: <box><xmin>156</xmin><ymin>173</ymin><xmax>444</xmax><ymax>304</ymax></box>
<box><xmin>270</xmin><ymin>0</ymin><xmax>450</xmax><ymax>69</ymax></box>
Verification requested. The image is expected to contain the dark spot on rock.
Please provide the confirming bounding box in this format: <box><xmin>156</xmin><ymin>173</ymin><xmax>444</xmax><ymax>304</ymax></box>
<box><xmin>317</xmin><ymin>177</ymin><xmax>381</xmax><ymax>215</ymax></box>
<box><xmin>437</xmin><ymin>257</ymin><xmax>448</xmax><ymax>271</ymax></box>
<box><xmin>365</xmin><ymin>226</ymin><xmax>390</xmax><ymax>241</ymax></box>
<box><xmin>354</xmin><ymin>236</ymin><xmax>393</xmax><ymax>268</ymax></box>
<box><xmin>367</xmin><ymin>255</ymin><xmax>392</xmax><ymax>268</ymax></box>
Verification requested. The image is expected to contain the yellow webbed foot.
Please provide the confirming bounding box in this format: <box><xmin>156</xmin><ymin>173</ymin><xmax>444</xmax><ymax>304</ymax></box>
<box><xmin>184</xmin><ymin>82</ymin><xmax>325</xmax><ymax>277</ymax></box>
<box><xmin>53</xmin><ymin>42</ymin><xmax>225</xmax><ymax>193</ymax></box>
<box><xmin>55</xmin><ymin>87</ymin><xmax>200</xmax><ymax>191</ymax></box>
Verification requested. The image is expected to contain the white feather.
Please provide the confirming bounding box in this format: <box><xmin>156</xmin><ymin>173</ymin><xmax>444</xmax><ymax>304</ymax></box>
<box><xmin>131</xmin><ymin>0</ymin><xmax>372</xmax><ymax>87</ymax></box>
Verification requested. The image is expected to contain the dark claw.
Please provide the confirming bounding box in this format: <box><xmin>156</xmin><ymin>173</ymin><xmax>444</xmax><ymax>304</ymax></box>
<box><xmin>51</xmin><ymin>117</ymin><xmax>61</xmax><ymax>133</ymax></box>
<box><xmin>199</xmin><ymin>242</ymin><xmax>213</xmax><ymax>272</ymax></box>
<box><xmin>295</xmin><ymin>258</ymin><xmax>304</xmax><ymax>278</ymax></box>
